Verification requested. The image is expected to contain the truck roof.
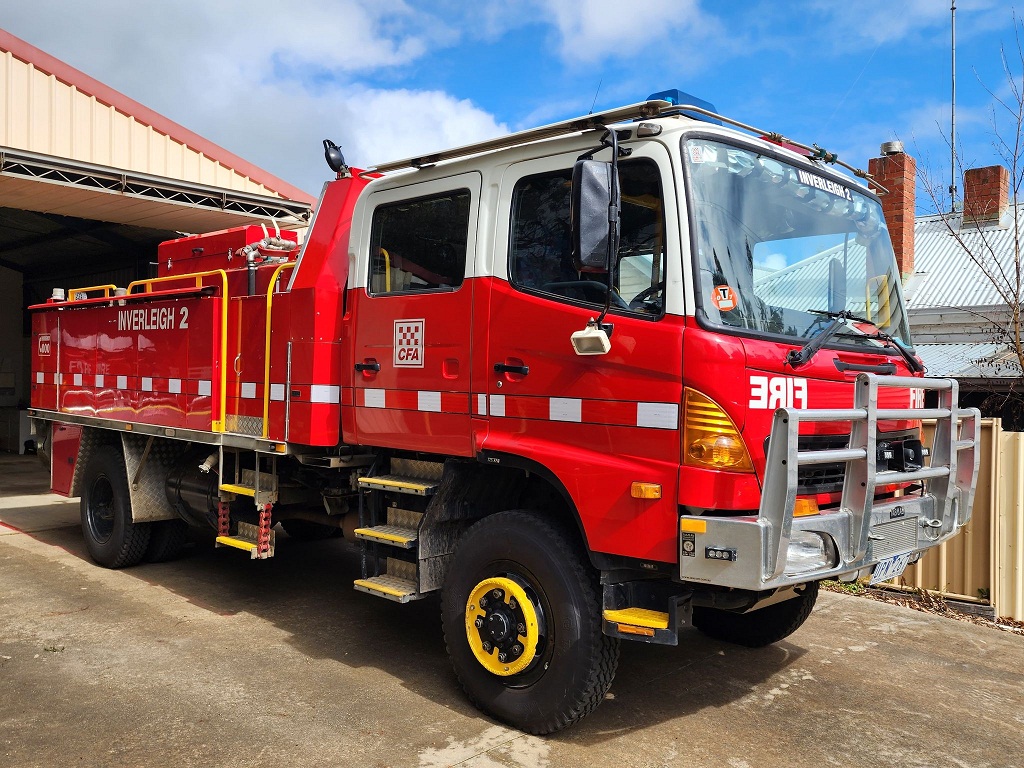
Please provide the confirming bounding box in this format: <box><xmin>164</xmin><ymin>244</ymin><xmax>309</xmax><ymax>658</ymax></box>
<box><xmin>366</xmin><ymin>98</ymin><xmax>878</xmax><ymax>193</ymax></box>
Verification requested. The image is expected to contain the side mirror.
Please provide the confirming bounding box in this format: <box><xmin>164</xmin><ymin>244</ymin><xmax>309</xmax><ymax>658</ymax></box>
<box><xmin>571</xmin><ymin>159</ymin><xmax>619</xmax><ymax>272</ymax></box>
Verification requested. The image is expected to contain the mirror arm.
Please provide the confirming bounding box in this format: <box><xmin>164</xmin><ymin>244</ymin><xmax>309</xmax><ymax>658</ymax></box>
<box><xmin>596</xmin><ymin>127</ymin><xmax>622</xmax><ymax>326</ymax></box>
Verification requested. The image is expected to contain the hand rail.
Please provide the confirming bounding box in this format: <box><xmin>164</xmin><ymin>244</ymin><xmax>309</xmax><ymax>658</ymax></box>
<box><xmin>262</xmin><ymin>262</ymin><xmax>296</xmax><ymax>438</ymax></box>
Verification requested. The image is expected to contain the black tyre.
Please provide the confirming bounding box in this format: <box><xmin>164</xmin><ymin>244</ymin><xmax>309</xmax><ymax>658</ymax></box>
<box><xmin>80</xmin><ymin>445</ymin><xmax>150</xmax><ymax>568</ymax></box>
<box><xmin>693</xmin><ymin>581</ymin><xmax>819</xmax><ymax>647</ymax></box>
<box><xmin>280</xmin><ymin>519</ymin><xmax>340</xmax><ymax>541</ymax></box>
<box><xmin>441</xmin><ymin>510</ymin><xmax>619</xmax><ymax>734</ymax></box>
<box><xmin>145</xmin><ymin>519</ymin><xmax>190</xmax><ymax>562</ymax></box>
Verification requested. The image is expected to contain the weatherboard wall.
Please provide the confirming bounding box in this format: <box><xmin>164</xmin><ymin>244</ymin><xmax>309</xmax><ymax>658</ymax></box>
<box><xmin>1</xmin><ymin>47</ymin><xmax>276</xmax><ymax>197</ymax></box>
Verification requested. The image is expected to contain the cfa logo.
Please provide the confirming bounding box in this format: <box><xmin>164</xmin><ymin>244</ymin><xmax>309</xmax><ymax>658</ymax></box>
<box><xmin>749</xmin><ymin>376</ymin><xmax>808</xmax><ymax>410</ymax></box>
<box><xmin>37</xmin><ymin>334</ymin><xmax>51</xmax><ymax>356</ymax></box>
<box><xmin>394</xmin><ymin>319</ymin><xmax>424</xmax><ymax>368</ymax></box>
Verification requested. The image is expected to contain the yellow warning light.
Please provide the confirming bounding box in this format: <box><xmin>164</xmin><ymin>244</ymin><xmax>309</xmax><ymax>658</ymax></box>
<box><xmin>631</xmin><ymin>482</ymin><xmax>662</xmax><ymax>499</ymax></box>
<box><xmin>793</xmin><ymin>498</ymin><xmax>820</xmax><ymax>517</ymax></box>
<box><xmin>683</xmin><ymin>389</ymin><xmax>754</xmax><ymax>472</ymax></box>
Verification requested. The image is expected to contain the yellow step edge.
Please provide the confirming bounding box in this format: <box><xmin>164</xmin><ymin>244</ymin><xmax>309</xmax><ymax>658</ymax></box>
<box><xmin>357</xmin><ymin>477</ymin><xmax>434</xmax><ymax>491</ymax></box>
<box><xmin>353</xmin><ymin>578</ymin><xmax>413</xmax><ymax>598</ymax></box>
<box><xmin>603</xmin><ymin>607</ymin><xmax>669</xmax><ymax>630</ymax></box>
<box><xmin>354</xmin><ymin>527</ymin><xmax>415</xmax><ymax>544</ymax></box>
<box><xmin>216</xmin><ymin>535</ymin><xmax>257</xmax><ymax>552</ymax></box>
<box><xmin>219</xmin><ymin>483</ymin><xmax>256</xmax><ymax>497</ymax></box>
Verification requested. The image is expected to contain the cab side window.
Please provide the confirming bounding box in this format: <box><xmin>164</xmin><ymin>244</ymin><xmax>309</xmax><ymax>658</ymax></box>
<box><xmin>369</xmin><ymin>189</ymin><xmax>471</xmax><ymax>295</ymax></box>
<box><xmin>509</xmin><ymin>160</ymin><xmax>666</xmax><ymax>315</ymax></box>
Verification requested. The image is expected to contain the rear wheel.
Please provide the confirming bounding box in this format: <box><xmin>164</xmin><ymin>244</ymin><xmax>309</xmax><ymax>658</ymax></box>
<box><xmin>145</xmin><ymin>519</ymin><xmax>190</xmax><ymax>562</ymax></box>
<box><xmin>80</xmin><ymin>445</ymin><xmax>150</xmax><ymax>568</ymax></box>
<box><xmin>441</xmin><ymin>510</ymin><xmax>618</xmax><ymax>734</ymax></box>
<box><xmin>692</xmin><ymin>581</ymin><xmax>819</xmax><ymax>647</ymax></box>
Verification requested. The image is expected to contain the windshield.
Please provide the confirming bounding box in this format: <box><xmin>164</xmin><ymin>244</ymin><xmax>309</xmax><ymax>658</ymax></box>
<box><xmin>684</xmin><ymin>138</ymin><xmax>912</xmax><ymax>348</ymax></box>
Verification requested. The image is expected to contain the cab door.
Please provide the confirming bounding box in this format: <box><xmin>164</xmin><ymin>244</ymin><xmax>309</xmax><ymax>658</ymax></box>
<box><xmin>478</xmin><ymin>146</ymin><xmax>686</xmax><ymax>563</ymax></box>
<box><xmin>350</xmin><ymin>173</ymin><xmax>481</xmax><ymax>456</ymax></box>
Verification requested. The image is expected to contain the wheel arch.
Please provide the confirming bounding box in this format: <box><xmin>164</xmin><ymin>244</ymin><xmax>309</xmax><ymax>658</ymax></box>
<box><xmin>467</xmin><ymin>451</ymin><xmax>592</xmax><ymax>557</ymax></box>
<box><xmin>67</xmin><ymin>427</ymin><xmax>190</xmax><ymax>523</ymax></box>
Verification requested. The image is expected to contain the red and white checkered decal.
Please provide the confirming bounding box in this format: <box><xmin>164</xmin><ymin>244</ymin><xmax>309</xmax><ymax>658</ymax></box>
<box><xmin>394</xmin><ymin>319</ymin><xmax>425</xmax><ymax>367</ymax></box>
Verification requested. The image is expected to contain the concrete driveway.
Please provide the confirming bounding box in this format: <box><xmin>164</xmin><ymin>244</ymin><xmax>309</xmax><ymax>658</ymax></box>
<box><xmin>1</xmin><ymin>454</ymin><xmax>1022</xmax><ymax>768</ymax></box>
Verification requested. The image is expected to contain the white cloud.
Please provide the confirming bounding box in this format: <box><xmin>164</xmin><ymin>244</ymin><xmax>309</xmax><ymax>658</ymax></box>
<box><xmin>757</xmin><ymin>253</ymin><xmax>788</xmax><ymax>271</ymax></box>
<box><xmin>536</xmin><ymin>0</ymin><xmax>713</xmax><ymax>63</ymax></box>
<box><xmin>0</xmin><ymin>0</ymin><xmax>506</xmax><ymax>195</ymax></box>
<box><xmin>805</xmin><ymin>0</ymin><xmax>1006</xmax><ymax>46</ymax></box>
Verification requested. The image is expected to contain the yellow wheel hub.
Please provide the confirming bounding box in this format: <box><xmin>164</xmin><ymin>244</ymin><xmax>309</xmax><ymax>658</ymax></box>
<box><xmin>465</xmin><ymin>576</ymin><xmax>541</xmax><ymax>676</ymax></box>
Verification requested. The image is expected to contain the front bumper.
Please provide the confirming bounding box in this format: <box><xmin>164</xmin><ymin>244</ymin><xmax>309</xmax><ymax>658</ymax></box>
<box><xmin>679</xmin><ymin>373</ymin><xmax>981</xmax><ymax>591</ymax></box>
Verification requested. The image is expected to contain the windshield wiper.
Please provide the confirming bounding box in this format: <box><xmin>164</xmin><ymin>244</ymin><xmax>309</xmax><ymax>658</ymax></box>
<box><xmin>786</xmin><ymin>309</ymin><xmax>872</xmax><ymax>368</ymax></box>
<box><xmin>835</xmin><ymin>330</ymin><xmax>925</xmax><ymax>373</ymax></box>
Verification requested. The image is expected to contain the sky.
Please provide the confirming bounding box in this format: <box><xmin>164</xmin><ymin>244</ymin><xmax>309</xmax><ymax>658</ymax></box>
<box><xmin>0</xmin><ymin>0</ymin><xmax>1019</xmax><ymax>210</ymax></box>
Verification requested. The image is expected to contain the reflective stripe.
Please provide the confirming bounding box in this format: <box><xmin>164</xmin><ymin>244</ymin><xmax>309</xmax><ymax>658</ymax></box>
<box><xmin>350</xmin><ymin>388</ymin><xmax>678</xmax><ymax>430</ymax></box>
<box><xmin>489</xmin><ymin>394</ymin><xmax>505</xmax><ymax>417</ymax></box>
<box><xmin>550</xmin><ymin>397</ymin><xmax>581</xmax><ymax>422</ymax></box>
<box><xmin>270</xmin><ymin>383</ymin><xmax>286</xmax><ymax>402</ymax></box>
<box><xmin>117</xmin><ymin>375</ymin><xmax>128</xmax><ymax>389</ymax></box>
<box><xmin>168</xmin><ymin>379</ymin><xmax>182</xmax><ymax>394</ymax></box>
<box><xmin>198</xmin><ymin>380</ymin><xmax>212</xmax><ymax>396</ymax></box>
<box><xmin>311</xmin><ymin>385</ymin><xmax>341</xmax><ymax>404</ymax></box>
<box><xmin>241</xmin><ymin>382</ymin><xmax>257</xmax><ymax>399</ymax></box>
<box><xmin>417</xmin><ymin>391</ymin><xmax>441</xmax><ymax>412</ymax></box>
<box><xmin>55</xmin><ymin>373</ymin><xmax>61</xmax><ymax>385</ymax></box>
<box><xmin>141</xmin><ymin>377</ymin><xmax>153</xmax><ymax>392</ymax></box>
<box><xmin>73</xmin><ymin>374</ymin><xmax>82</xmax><ymax>386</ymax></box>
<box><xmin>36</xmin><ymin>372</ymin><xmax>43</xmax><ymax>384</ymax></box>
<box><xmin>637</xmin><ymin>402</ymin><xmax>679</xmax><ymax>430</ymax></box>
<box><xmin>94</xmin><ymin>375</ymin><xmax>104</xmax><ymax>387</ymax></box>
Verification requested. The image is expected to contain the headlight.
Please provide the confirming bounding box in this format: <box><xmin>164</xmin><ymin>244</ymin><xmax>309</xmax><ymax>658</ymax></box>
<box><xmin>784</xmin><ymin>531</ymin><xmax>836</xmax><ymax>576</ymax></box>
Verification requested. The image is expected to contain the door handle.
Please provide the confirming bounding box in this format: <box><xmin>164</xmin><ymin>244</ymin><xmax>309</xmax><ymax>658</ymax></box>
<box><xmin>494</xmin><ymin>363</ymin><xmax>529</xmax><ymax>376</ymax></box>
<box><xmin>355</xmin><ymin>361</ymin><xmax>380</xmax><ymax>373</ymax></box>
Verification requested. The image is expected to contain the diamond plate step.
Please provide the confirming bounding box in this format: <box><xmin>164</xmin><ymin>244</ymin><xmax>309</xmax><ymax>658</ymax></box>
<box><xmin>215</xmin><ymin>521</ymin><xmax>275</xmax><ymax>559</ymax></box>
<box><xmin>354</xmin><ymin>525</ymin><xmax>418</xmax><ymax>548</ymax></box>
<box><xmin>353</xmin><ymin>575</ymin><xmax>420</xmax><ymax>602</ymax></box>
<box><xmin>357</xmin><ymin>474</ymin><xmax>438</xmax><ymax>495</ymax></box>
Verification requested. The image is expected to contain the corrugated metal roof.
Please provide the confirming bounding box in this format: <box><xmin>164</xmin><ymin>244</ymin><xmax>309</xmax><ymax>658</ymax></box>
<box><xmin>754</xmin><ymin>241</ymin><xmax>872</xmax><ymax>314</ymax></box>
<box><xmin>915</xmin><ymin>342</ymin><xmax>1022</xmax><ymax>378</ymax></box>
<box><xmin>905</xmin><ymin>207</ymin><xmax>1023</xmax><ymax>309</ymax></box>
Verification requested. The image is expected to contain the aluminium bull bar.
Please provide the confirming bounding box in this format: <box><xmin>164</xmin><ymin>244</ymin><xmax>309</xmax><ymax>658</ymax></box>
<box><xmin>678</xmin><ymin>373</ymin><xmax>981</xmax><ymax>591</ymax></box>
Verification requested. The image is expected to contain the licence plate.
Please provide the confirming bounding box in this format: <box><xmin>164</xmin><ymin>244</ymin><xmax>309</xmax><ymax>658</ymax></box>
<box><xmin>869</xmin><ymin>552</ymin><xmax>912</xmax><ymax>585</ymax></box>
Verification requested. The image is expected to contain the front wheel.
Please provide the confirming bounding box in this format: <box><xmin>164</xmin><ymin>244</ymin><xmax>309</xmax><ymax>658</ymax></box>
<box><xmin>441</xmin><ymin>510</ymin><xmax>619</xmax><ymax>734</ymax></box>
<box><xmin>80</xmin><ymin>444</ymin><xmax>150</xmax><ymax>568</ymax></box>
<box><xmin>692</xmin><ymin>581</ymin><xmax>819</xmax><ymax>647</ymax></box>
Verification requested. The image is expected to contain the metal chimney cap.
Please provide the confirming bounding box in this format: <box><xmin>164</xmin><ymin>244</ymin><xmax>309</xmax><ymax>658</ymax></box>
<box><xmin>880</xmin><ymin>140</ymin><xmax>905</xmax><ymax>156</ymax></box>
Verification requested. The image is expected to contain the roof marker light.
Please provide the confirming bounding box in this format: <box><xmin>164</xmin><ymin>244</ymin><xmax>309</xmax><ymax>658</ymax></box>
<box><xmin>647</xmin><ymin>89</ymin><xmax>722</xmax><ymax>125</ymax></box>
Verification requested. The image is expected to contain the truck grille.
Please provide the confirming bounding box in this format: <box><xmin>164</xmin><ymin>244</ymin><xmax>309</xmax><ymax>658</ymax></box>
<box><xmin>867</xmin><ymin>517</ymin><xmax>919</xmax><ymax>560</ymax></box>
<box><xmin>796</xmin><ymin>434</ymin><xmax>849</xmax><ymax>494</ymax></box>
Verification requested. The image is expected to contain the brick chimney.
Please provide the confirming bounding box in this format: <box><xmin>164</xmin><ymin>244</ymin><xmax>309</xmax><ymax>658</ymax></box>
<box><xmin>963</xmin><ymin>165</ymin><xmax>1009</xmax><ymax>225</ymax></box>
<box><xmin>868</xmin><ymin>141</ymin><xmax>916</xmax><ymax>279</ymax></box>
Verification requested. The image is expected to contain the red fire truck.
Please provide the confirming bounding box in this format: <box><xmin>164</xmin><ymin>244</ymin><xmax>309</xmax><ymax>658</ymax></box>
<box><xmin>29</xmin><ymin>91</ymin><xmax>980</xmax><ymax>734</ymax></box>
